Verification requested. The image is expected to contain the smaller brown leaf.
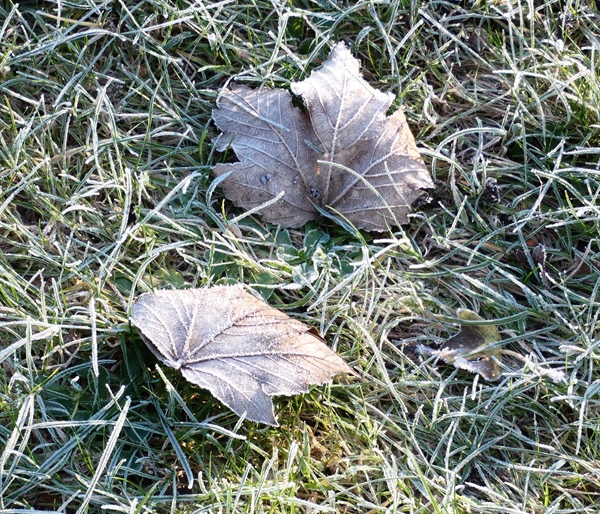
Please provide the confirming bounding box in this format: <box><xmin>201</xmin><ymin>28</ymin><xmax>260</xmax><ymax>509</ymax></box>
<box><xmin>130</xmin><ymin>285</ymin><xmax>352</xmax><ymax>425</ymax></box>
<box><xmin>418</xmin><ymin>309</ymin><xmax>502</xmax><ymax>380</ymax></box>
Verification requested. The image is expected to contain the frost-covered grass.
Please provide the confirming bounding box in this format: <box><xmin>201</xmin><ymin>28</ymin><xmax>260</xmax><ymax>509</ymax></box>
<box><xmin>1</xmin><ymin>0</ymin><xmax>600</xmax><ymax>512</ymax></box>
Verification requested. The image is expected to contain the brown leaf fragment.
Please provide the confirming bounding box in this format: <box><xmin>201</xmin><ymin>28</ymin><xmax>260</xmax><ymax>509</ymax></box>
<box><xmin>482</xmin><ymin>177</ymin><xmax>500</xmax><ymax>205</ymax></box>
<box><xmin>212</xmin><ymin>42</ymin><xmax>433</xmax><ymax>231</ymax></box>
<box><xmin>417</xmin><ymin>309</ymin><xmax>502</xmax><ymax>381</ymax></box>
<box><xmin>130</xmin><ymin>285</ymin><xmax>352</xmax><ymax>426</ymax></box>
<box><xmin>532</xmin><ymin>244</ymin><xmax>552</xmax><ymax>287</ymax></box>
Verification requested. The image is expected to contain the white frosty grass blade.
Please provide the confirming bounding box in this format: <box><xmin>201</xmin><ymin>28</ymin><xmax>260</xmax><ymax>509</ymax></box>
<box><xmin>75</xmin><ymin>394</ymin><xmax>131</xmax><ymax>514</ymax></box>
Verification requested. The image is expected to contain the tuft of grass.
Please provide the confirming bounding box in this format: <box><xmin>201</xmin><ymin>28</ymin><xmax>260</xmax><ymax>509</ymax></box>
<box><xmin>1</xmin><ymin>0</ymin><xmax>600</xmax><ymax>512</ymax></box>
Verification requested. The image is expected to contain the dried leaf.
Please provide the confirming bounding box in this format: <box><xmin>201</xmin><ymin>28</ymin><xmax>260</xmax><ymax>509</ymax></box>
<box><xmin>532</xmin><ymin>244</ymin><xmax>552</xmax><ymax>287</ymax></box>
<box><xmin>482</xmin><ymin>177</ymin><xmax>500</xmax><ymax>205</ymax></box>
<box><xmin>130</xmin><ymin>285</ymin><xmax>352</xmax><ymax>425</ymax></box>
<box><xmin>418</xmin><ymin>309</ymin><xmax>502</xmax><ymax>380</ymax></box>
<box><xmin>212</xmin><ymin>42</ymin><xmax>433</xmax><ymax>231</ymax></box>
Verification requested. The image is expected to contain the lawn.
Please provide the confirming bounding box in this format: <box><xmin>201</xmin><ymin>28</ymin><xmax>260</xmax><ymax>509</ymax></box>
<box><xmin>1</xmin><ymin>0</ymin><xmax>600</xmax><ymax>512</ymax></box>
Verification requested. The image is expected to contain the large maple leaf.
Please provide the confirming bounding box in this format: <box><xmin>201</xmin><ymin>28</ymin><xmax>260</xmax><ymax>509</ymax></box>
<box><xmin>212</xmin><ymin>42</ymin><xmax>433</xmax><ymax>231</ymax></box>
